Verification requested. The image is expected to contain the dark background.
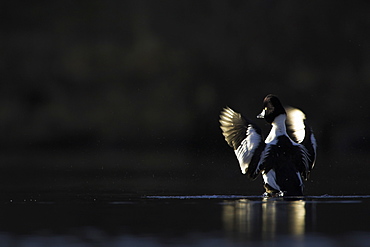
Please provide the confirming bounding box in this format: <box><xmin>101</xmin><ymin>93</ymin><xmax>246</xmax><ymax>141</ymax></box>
<box><xmin>1</xmin><ymin>1</ymin><xmax>369</xmax><ymax>199</ymax></box>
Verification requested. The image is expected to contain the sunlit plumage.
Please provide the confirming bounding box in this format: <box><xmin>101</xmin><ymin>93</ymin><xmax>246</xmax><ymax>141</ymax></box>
<box><xmin>219</xmin><ymin>94</ymin><xmax>317</xmax><ymax>197</ymax></box>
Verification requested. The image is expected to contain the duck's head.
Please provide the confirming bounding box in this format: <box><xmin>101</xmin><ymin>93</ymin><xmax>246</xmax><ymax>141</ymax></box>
<box><xmin>257</xmin><ymin>94</ymin><xmax>286</xmax><ymax>124</ymax></box>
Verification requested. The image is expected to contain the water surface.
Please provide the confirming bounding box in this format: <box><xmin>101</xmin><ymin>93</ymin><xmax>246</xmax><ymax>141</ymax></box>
<box><xmin>0</xmin><ymin>194</ymin><xmax>369</xmax><ymax>246</ymax></box>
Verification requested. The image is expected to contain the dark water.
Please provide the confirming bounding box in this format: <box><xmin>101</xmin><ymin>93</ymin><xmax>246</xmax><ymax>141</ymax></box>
<box><xmin>1</xmin><ymin>195</ymin><xmax>370</xmax><ymax>246</ymax></box>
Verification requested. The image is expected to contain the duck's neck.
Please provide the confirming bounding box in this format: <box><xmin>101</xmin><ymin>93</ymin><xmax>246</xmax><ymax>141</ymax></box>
<box><xmin>265</xmin><ymin>114</ymin><xmax>287</xmax><ymax>143</ymax></box>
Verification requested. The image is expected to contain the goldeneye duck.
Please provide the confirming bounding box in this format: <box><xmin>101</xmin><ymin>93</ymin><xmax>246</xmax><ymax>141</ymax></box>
<box><xmin>219</xmin><ymin>94</ymin><xmax>317</xmax><ymax>197</ymax></box>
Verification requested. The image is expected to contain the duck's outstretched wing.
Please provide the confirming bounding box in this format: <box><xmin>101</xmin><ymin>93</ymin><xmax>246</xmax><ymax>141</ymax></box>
<box><xmin>285</xmin><ymin>106</ymin><xmax>317</xmax><ymax>179</ymax></box>
<box><xmin>219</xmin><ymin>107</ymin><xmax>265</xmax><ymax>179</ymax></box>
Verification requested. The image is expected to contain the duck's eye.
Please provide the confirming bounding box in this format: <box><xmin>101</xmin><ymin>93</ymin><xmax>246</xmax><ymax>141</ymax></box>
<box><xmin>264</xmin><ymin>107</ymin><xmax>267</xmax><ymax>110</ymax></box>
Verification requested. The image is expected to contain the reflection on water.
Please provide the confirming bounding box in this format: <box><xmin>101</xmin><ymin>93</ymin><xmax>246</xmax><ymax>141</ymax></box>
<box><xmin>222</xmin><ymin>199</ymin><xmax>307</xmax><ymax>242</ymax></box>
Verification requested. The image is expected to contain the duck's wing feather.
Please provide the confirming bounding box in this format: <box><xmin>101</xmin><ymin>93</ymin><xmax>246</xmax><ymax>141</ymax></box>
<box><xmin>285</xmin><ymin>106</ymin><xmax>317</xmax><ymax>179</ymax></box>
<box><xmin>219</xmin><ymin>107</ymin><xmax>265</xmax><ymax>179</ymax></box>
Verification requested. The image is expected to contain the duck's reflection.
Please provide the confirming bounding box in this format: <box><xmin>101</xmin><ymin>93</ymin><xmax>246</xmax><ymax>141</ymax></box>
<box><xmin>222</xmin><ymin>199</ymin><xmax>306</xmax><ymax>241</ymax></box>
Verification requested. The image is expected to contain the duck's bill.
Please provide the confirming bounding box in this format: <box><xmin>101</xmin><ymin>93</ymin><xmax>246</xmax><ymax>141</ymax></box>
<box><xmin>257</xmin><ymin>109</ymin><xmax>265</xmax><ymax>118</ymax></box>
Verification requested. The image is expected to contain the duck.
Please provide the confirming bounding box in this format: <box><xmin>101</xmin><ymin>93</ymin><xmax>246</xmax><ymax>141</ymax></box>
<box><xmin>219</xmin><ymin>94</ymin><xmax>317</xmax><ymax>197</ymax></box>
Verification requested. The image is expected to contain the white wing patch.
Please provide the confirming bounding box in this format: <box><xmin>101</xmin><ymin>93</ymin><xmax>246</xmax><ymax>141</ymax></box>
<box><xmin>262</xmin><ymin>170</ymin><xmax>280</xmax><ymax>191</ymax></box>
<box><xmin>234</xmin><ymin>124</ymin><xmax>262</xmax><ymax>174</ymax></box>
<box><xmin>308</xmin><ymin>132</ymin><xmax>317</xmax><ymax>169</ymax></box>
<box><xmin>285</xmin><ymin>107</ymin><xmax>306</xmax><ymax>143</ymax></box>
